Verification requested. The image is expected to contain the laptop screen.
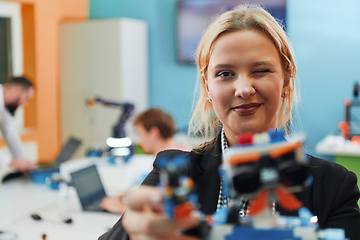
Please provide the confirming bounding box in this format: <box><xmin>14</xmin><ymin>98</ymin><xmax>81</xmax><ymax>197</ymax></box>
<box><xmin>70</xmin><ymin>165</ymin><xmax>107</xmax><ymax>210</ymax></box>
<box><xmin>54</xmin><ymin>138</ymin><xmax>82</xmax><ymax>163</ymax></box>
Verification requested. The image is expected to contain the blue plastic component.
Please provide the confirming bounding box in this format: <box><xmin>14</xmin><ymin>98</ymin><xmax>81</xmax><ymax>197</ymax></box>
<box><xmin>157</xmin><ymin>155</ymin><xmax>189</xmax><ymax>170</ymax></box>
<box><xmin>156</xmin><ymin>156</ymin><xmax>167</xmax><ymax>169</ymax></box>
<box><xmin>172</xmin><ymin>155</ymin><xmax>189</xmax><ymax>168</ymax></box>
<box><xmin>123</xmin><ymin>145</ymin><xmax>134</xmax><ymax>163</ymax></box>
<box><xmin>298</xmin><ymin>207</ymin><xmax>318</xmax><ymax>228</ymax></box>
<box><xmin>227</xmin><ymin>228</ymin><xmax>301</xmax><ymax>240</ymax></box>
<box><xmin>108</xmin><ymin>156</ymin><xmax>116</xmax><ymax>164</ymax></box>
<box><xmin>211</xmin><ymin>207</ymin><xmax>228</xmax><ymax>225</ymax></box>
<box><xmin>46</xmin><ymin>178</ymin><xmax>60</xmax><ymax>190</ymax></box>
<box><xmin>86</xmin><ymin>149</ymin><xmax>103</xmax><ymax>157</ymax></box>
<box><xmin>157</xmin><ymin>155</ymin><xmax>195</xmax><ymax>221</ymax></box>
<box><xmin>123</xmin><ymin>155</ymin><xmax>131</xmax><ymax>163</ymax></box>
<box><xmin>268</xmin><ymin>129</ymin><xmax>286</xmax><ymax>143</ymax></box>
<box><xmin>29</xmin><ymin>168</ymin><xmax>60</xmax><ymax>184</ymax></box>
<box><xmin>305</xmin><ymin>175</ymin><xmax>314</xmax><ymax>187</ymax></box>
<box><xmin>164</xmin><ymin>198</ymin><xmax>176</xmax><ymax>219</ymax></box>
<box><xmin>318</xmin><ymin>228</ymin><xmax>348</xmax><ymax>240</ymax></box>
<box><xmin>187</xmin><ymin>193</ymin><xmax>199</xmax><ymax>205</ymax></box>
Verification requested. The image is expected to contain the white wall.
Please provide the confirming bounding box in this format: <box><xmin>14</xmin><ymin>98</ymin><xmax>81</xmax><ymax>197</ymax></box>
<box><xmin>59</xmin><ymin>18</ymin><xmax>148</xmax><ymax>158</ymax></box>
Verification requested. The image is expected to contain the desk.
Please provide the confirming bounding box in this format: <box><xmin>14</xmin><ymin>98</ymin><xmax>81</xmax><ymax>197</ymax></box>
<box><xmin>0</xmin><ymin>155</ymin><xmax>155</xmax><ymax>240</ymax></box>
<box><xmin>316</xmin><ymin>135</ymin><xmax>360</xmax><ymax>205</ymax></box>
<box><xmin>316</xmin><ymin>135</ymin><xmax>360</xmax><ymax>157</ymax></box>
<box><xmin>0</xmin><ymin>178</ymin><xmax>121</xmax><ymax>240</ymax></box>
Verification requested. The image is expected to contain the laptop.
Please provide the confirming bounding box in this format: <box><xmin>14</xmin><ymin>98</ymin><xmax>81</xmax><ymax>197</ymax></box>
<box><xmin>37</xmin><ymin>137</ymin><xmax>82</xmax><ymax>169</ymax></box>
<box><xmin>70</xmin><ymin>165</ymin><xmax>108</xmax><ymax>212</ymax></box>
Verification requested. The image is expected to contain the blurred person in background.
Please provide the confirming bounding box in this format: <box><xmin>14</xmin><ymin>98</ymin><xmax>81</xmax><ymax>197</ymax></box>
<box><xmin>0</xmin><ymin>76</ymin><xmax>38</xmax><ymax>181</ymax></box>
<box><xmin>134</xmin><ymin>108</ymin><xmax>190</xmax><ymax>155</ymax></box>
<box><xmin>100</xmin><ymin>108</ymin><xmax>190</xmax><ymax>213</ymax></box>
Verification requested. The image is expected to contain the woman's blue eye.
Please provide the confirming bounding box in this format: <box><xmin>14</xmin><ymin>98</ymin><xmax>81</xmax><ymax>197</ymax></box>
<box><xmin>216</xmin><ymin>71</ymin><xmax>234</xmax><ymax>78</ymax></box>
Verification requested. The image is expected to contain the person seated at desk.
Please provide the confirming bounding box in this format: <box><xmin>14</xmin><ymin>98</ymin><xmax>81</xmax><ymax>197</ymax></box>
<box><xmin>0</xmin><ymin>77</ymin><xmax>38</xmax><ymax>181</ymax></box>
<box><xmin>133</xmin><ymin>108</ymin><xmax>190</xmax><ymax>155</ymax></box>
<box><xmin>99</xmin><ymin>108</ymin><xmax>190</xmax><ymax>214</ymax></box>
<box><xmin>99</xmin><ymin>4</ymin><xmax>360</xmax><ymax>240</ymax></box>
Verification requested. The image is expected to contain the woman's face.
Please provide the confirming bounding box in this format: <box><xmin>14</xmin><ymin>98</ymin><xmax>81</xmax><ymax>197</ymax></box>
<box><xmin>205</xmin><ymin>29</ymin><xmax>288</xmax><ymax>146</ymax></box>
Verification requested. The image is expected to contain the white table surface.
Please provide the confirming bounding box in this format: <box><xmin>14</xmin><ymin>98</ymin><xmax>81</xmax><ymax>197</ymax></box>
<box><xmin>0</xmin><ymin>178</ymin><xmax>121</xmax><ymax>240</ymax></box>
<box><xmin>0</xmin><ymin>154</ymin><xmax>155</xmax><ymax>240</ymax></box>
<box><xmin>315</xmin><ymin>135</ymin><xmax>360</xmax><ymax>157</ymax></box>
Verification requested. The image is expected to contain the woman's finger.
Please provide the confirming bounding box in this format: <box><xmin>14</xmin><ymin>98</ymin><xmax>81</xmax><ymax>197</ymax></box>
<box><xmin>175</xmin><ymin>214</ymin><xmax>202</xmax><ymax>231</ymax></box>
<box><xmin>123</xmin><ymin>204</ymin><xmax>176</xmax><ymax>235</ymax></box>
<box><xmin>123</xmin><ymin>186</ymin><xmax>163</xmax><ymax>212</ymax></box>
<box><xmin>123</xmin><ymin>206</ymin><xmax>200</xmax><ymax>236</ymax></box>
<box><xmin>148</xmin><ymin>214</ymin><xmax>200</xmax><ymax>235</ymax></box>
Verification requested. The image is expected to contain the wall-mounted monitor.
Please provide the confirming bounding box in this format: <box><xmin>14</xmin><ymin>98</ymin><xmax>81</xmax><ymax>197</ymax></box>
<box><xmin>176</xmin><ymin>0</ymin><xmax>287</xmax><ymax>64</ymax></box>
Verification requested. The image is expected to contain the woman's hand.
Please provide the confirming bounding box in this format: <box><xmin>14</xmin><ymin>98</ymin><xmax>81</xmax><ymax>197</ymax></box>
<box><xmin>122</xmin><ymin>186</ymin><xmax>201</xmax><ymax>240</ymax></box>
<box><xmin>100</xmin><ymin>193</ymin><xmax>126</xmax><ymax>214</ymax></box>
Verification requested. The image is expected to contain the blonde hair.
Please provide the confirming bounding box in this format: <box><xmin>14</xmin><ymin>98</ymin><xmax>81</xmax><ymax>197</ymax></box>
<box><xmin>189</xmin><ymin>4</ymin><xmax>298</xmax><ymax>146</ymax></box>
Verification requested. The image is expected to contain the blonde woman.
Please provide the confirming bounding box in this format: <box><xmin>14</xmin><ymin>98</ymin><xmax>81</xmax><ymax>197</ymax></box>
<box><xmin>99</xmin><ymin>5</ymin><xmax>360</xmax><ymax>240</ymax></box>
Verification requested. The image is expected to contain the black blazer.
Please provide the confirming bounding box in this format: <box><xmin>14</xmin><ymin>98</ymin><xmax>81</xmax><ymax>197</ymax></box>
<box><xmin>99</xmin><ymin>135</ymin><xmax>360</xmax><ymax>240</ymax></box>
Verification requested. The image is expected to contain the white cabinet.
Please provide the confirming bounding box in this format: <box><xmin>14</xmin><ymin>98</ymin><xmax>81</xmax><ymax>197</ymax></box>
<box><xmin>59</xmin><ymin>18</ymin><xmax>148</xmax><ymax>157</ymax></box>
